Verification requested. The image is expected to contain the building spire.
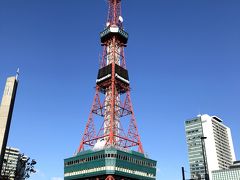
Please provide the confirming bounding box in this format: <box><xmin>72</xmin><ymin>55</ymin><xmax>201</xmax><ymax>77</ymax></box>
<box><xmin>15</xmin><ymin>68</ymin><xmax>20</xmax><ymax>81</ymax></box>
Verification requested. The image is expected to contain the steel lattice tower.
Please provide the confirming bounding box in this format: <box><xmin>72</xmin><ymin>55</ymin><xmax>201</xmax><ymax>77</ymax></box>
<box><xmin>78</xmin><ymin>0</ymin><xmax>143</xmax><ymax>154</ymax></box>
<box><xmin>64</xmin><ymin>1</ymin><xmax>157</xmax><ymax>179</ymax></box>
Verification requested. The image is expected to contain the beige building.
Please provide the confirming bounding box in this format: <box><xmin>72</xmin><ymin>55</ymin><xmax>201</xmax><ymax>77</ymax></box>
<box><xmin>0</xmin><ymin>76</ymin><xmax>18</xmax><ymax>171</ymax></box>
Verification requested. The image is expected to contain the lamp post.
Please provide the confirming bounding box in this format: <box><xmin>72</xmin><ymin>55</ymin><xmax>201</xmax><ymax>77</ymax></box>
<box><xmin>200</xmin><ymin>136</ymin><xmax>209</xmax><ymax>180</ymax></box>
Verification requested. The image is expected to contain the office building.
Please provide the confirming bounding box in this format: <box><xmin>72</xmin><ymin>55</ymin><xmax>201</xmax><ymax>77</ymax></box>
<box><xmin>185</xmin><ymin>114</ymin><xmax>236</xmax><ymax>179</ymax></box>
<box><xmin>212</xmin><ymin>161</ymin><xmax>240</xmax><ymax>180</ymax></box>
<box><xmin>1</xmin><ymin>146</ymin><xmax>27</xmax><ymax>180</ymax></box>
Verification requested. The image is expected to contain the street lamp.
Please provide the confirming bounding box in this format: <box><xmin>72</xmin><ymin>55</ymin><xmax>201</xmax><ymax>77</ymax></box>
<box><xmin>200</xmin><ymin>136</ymin><xmax>209</xmax><ymax>180</ymax></box>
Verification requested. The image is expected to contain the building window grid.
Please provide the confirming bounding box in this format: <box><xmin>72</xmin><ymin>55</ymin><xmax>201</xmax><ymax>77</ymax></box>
<box><xmin>212</xmin><ymin>169</ymin><xmax>240</xmax><ymax>180</ymax></box>
<box><xmin>211</xmin><ymin>120</ymin><xmax>234</xmax><ymax>171</ymax></box>
<box><xmin>65</xmin><ymin>153</ymin><xmax>156</xmax><ymax>168</ymax></box>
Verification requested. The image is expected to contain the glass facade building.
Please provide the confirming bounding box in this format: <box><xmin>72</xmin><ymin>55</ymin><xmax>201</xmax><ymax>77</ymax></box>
<box><xmin>185</xmin><ymin>114</ymin><xmax>236</xmax><ymax>180</ymax></box>
<box><xmin>185</xmin><ymin>117</ymin><xmax>206</xmax><ymax>178</ymax></box>
<box><xmin>212</xmin><ymin>161</ymin><xmax>240</xmax><ymax>180</ymax></box>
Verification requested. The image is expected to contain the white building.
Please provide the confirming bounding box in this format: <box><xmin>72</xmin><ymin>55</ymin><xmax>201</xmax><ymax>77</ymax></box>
<box><xmin>1</xmin><ymin>146</ymin><xmax>27</xmax><ymax>180</ymax></box>
<box><xmin>185</xmin><ymin>114</ymin><xmax>236</xmax><ymax>180</ymax></box>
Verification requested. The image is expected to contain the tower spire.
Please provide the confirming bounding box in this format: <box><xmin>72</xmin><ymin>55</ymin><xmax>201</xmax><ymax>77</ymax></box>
<box><xmin>15</xmin><ymin>68</ymin><xmax>20</xmax><ymax>81</ymax></box>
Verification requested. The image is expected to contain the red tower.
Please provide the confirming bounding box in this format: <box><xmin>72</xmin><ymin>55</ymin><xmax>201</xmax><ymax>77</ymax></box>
<box><xmin>64</xmin><ymin>1</ymin><xmax>156</xmax><ymax>179</ymax></box>
<box><xmin>78</xmin><ymin>0</ymin><xmax>143</xmax><ymax>154</ymax></box>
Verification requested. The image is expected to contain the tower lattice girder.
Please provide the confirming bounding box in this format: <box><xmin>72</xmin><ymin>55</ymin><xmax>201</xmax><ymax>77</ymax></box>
<box><xmin>78</xmin><ymin>0</ymin><xmax>143</xmax><ymax>154</ymax></box>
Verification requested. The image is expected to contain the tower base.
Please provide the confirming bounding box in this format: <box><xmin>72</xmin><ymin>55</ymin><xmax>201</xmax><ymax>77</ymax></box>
<box><xmin>67</xmin><ymin>175</ymin><xmax>136</xmax><ymax>180</ymax></box>
<box><xmin>64</xmin><ymin>148</ymin><xmax>156</xmax><ymax>180</ymax></box>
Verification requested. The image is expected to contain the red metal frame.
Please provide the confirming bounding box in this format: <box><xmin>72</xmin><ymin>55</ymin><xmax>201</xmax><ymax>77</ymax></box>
<box><xmin>105</xmin><ymin>175</ymin><xmax>115</xmax><ymax>180</ymax></box>
<box><xmin>77</xmin><ymin>0</ymin><xmax>144</xmax><ymax>154</ymax></box>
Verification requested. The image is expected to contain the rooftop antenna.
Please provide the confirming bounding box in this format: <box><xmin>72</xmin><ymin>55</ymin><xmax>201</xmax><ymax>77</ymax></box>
<box><xmin>106</xmin><ymin>22</ymin><xmax>110</xmax><ymax>27</ymax></box>
<box><xmin>119</xmin><ymin>16</ymin><xmax>123</xmax><ymax>23</ymax></box>
<box><xmin>16</xmin><ymin>68</ymin><xmax>20</xmax><ymax>81</ymax></box>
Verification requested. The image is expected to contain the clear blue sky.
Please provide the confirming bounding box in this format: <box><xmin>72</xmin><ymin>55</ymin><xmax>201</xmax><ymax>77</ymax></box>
<box><xmin>0</xmin><ymin>0</ymin><xmax>240</xmax><ymax>179</ymax></box>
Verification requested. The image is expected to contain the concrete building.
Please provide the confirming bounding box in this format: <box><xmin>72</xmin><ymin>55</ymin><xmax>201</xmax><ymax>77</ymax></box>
<box><xmin>1</xmin><ymin>146</ymin><xmax>27</xmax><ymax>180</ymax></box>
<box><xmin>212</xmin><ymin>161</ymin><xmax>240</xmax><ymax>180</ymax></box>
<box><xmin>185</xmin><ymin>114</ymin><xmax>236</xmax><ymax>180</ymax></box>
<box><xmin>0</xmin><ymin>75</ymin><xmax>19</xmax><ymax>170</ymax></box>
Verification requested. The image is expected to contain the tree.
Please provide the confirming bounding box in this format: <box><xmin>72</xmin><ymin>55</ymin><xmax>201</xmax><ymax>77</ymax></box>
<box><xmin>15</xmin><ymin>154</ymin><xmax>37</xmax><ymax>179</ymax></box>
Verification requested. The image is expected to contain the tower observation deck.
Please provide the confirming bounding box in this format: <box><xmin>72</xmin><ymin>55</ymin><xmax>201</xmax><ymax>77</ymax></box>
<box><xmin>64</xmin><ymin>1</ymin><xmax>157</xmax><ymax>179</ymax></box>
